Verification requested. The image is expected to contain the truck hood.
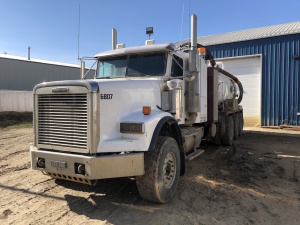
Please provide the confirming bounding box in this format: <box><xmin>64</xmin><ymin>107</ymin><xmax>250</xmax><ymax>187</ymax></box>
<box><xmin>91</xmin><ymin>78</ymin><xmax>163</xmax><ymax>151</ymax></box>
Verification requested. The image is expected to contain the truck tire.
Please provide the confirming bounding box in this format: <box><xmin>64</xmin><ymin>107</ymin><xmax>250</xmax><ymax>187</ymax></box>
<box><xmin>238</xmin><ymin>112</ymin><xmax>243</xmax><ymax>136</ymax></box>
<box><xmin>213</xmin><ymin>115</ymin><xmax>226</xmax><ymax>146</ymax></box>
<box><xmin>221</xmin><ymin>115</ymin><xmax>234</xmax><ymax>146</ymax></box>
<box><xmin>219</xmin><ymin>115</ymin><xmax>226</xmax><ymax>138</ymax></box>
<box><xmin>233</xmin><ymin>113</ymin><xmax>239</xmax><ymax>140</ymax></box>
<box><xmin>136</xmin><ymin>136</ymin><xmax>180</xmax><ymax>203</ymax></box>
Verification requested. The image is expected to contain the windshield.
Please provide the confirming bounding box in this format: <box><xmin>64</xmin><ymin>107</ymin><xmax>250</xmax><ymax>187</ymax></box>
<box><xmin>96</xmin><ymin>52</ymin><xmax>167</xmax><ymax>78</ymax></box>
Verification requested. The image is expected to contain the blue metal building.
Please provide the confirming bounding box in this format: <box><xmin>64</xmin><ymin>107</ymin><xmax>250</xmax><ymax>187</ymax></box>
<box><xmin>197</xmin><ymin>22</ymin><xmax>300</xmax><ymax>126</ymax></box>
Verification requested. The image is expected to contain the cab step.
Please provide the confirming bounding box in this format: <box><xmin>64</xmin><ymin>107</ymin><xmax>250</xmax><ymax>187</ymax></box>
<box><xmin>185</xmin><ymin>149</ymin><xmax>204</xmax><ymax>161</ymax></box>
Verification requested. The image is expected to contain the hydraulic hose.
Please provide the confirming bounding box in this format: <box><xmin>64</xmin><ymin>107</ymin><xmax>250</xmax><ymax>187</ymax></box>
<box><xmin>213</xmin><ymin>66</ymin><xmax>244</xmax><ymax>104</ymax></box>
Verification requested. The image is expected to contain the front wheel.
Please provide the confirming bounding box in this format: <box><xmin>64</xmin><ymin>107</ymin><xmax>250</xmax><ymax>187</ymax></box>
<box><xmin>136</xmin><ymin>136</ymin><xmax>180</xmax><ymax>203</ymax></box>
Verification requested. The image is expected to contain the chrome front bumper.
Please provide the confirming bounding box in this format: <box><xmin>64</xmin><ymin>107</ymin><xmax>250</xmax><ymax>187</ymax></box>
<box><xmin>30</xmin><ymin>145</ymin><xmax>144</xmax><ymax>181</ymax></box>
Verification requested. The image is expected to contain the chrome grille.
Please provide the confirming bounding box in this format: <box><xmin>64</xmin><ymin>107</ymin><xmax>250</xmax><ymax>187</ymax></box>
<box><xmin>38</xmin><ymin>94</ymin><xmax>88</xmax><ymax>149</ymax></box>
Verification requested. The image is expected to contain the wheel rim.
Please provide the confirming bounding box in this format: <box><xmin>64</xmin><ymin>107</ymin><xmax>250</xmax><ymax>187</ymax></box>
<box><xmin>163</xmin><ymin>151</ymin><xmax>176</xmax><ymax>189</ymax></box>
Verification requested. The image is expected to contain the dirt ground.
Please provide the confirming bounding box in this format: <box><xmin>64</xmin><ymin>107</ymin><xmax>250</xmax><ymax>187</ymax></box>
<box><xmin>0</xmin><ymin>127</ymin><xmax>300</xmax><ymax>225</ymax></box>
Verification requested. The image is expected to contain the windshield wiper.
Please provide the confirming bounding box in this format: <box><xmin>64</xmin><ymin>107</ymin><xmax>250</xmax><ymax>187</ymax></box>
<box><xmin>97</xmin><ymin>76</ymin><xmax>125</xmax><ymax>79</ymax></box>
<box><xmin>126</xmin><ymin>73</ymin><xmax>148</xmax><ymax>77</ymax></box>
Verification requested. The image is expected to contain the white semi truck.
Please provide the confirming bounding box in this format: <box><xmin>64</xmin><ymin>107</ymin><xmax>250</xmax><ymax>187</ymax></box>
<box><xmin>30</xmin><ymin>15</ymin><xmax>243</xmax><ymax>203</ymax></box>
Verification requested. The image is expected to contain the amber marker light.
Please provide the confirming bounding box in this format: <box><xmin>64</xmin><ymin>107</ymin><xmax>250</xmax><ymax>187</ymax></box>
<box><xmin>198</xmin><ymin>47</ymin><xmax>206</xmax><ymax>55</ymax></box>
<box><xmin>143</xmin><ymin>106</ymin><xmax>151</xmax><ymax>115</ymax></box>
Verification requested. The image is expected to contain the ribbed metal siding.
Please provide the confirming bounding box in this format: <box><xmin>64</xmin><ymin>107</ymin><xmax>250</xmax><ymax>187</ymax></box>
<box><xmin>206</xmin><ymin>33</ymin><xmax>300</xmax><ymax>126</ymax></box>
<box><xmin>0</xmin><ymin>58</ymin><xmax>95</xmax><ymax>91</ymax></box>
<box><xmin>38</xmin><ymin>94</ymin><xmax>88</xmax><ymax>149</ymax></box>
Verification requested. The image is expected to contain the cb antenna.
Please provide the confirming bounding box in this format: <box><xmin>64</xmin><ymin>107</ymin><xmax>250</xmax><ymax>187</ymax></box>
<box><xmin>179</xmin><ymin>3</ymin><xmax>184</xmax><ymax>47</ymax></box>
<box><xmin>78</xmin><ymin>3</ymin><xmax>80</xmax><ymax>61</ymax></box>
<box><xmin>189</xmin><ymin>0</ymin><xmax>191</xmax><ymax>47</ymax></box>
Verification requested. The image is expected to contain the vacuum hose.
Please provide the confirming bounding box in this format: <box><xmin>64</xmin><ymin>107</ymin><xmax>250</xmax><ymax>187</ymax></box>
<box><xmin>210</xmin><ymin>59</ymin><xmax>244</xmax><ymax>104</ymax></box>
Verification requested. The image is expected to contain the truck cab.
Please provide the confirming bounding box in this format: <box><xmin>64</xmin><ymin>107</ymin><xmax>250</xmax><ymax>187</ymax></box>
<box><xmin>30</xmin><ymin>14</ymin><xmax>243</xmax><ymax>203</ymax></box>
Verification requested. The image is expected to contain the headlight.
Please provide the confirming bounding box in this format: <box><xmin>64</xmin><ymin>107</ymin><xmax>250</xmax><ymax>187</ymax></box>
<box><xmin>120</xmin><ymin>122</ymin><xmax>145</xmax><ymax>134</ymax></box>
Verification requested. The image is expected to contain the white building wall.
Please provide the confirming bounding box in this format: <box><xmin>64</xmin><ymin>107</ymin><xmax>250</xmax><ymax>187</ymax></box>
<box><xmin>216</xmin><ymin>55</ymin><xmax>262</xmax><ymax>126</ymax></box>
<box><xmin>0</xmin><ymin>90</ymin><xmax>33</xmax><ymax>112</ymax></box>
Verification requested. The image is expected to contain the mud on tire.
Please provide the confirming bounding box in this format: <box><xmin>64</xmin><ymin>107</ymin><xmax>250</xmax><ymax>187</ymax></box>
<box><xmin>136</xmin><ymin>136</ymin><xmax>180</xmax><ymax>203</ymax></box>
<box><xmin>238</xmin><ymin>112</ymin><xmax>243</xmax><ymax>136</ymax></box>
<box><xmin>233</xmin><ymin>113</ymin><xmax>239</xmax><ymax>140</ymax></box>
<box><xmin>221</xmin><ymin>115</ymin><xmax>234</xmax><ymax>146</ymax></box>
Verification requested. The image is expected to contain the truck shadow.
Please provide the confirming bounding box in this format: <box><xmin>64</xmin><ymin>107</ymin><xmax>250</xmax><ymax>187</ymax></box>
<box><xmin>62</xmin><ymin>131</ymin><xmax>300</xmax><ymax>224</ymax></box>
<box><xmin>59</xmin><ymin>145</ymin><xmax>236</xmax><ymax>222</ymax></box>
<box><xmin>62</xmin><ymin>177</ymin><xmax>143</xmax><ymax>222</ymax></box>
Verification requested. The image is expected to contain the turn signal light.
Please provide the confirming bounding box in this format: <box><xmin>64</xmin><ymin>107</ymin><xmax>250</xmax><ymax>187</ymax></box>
<box><xmin>198</xmin><ymin>47</ymin><xmax>206</xmax><ymax>55</ymax></box>
<box><xmin>143</xmin><ymin>106</ymin><xmax>151</xmax><ymax>115</ymax></box>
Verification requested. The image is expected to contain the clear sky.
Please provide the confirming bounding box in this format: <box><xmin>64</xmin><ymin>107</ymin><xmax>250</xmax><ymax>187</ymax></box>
<box><xmin>1</xmin><ymin>0</ymin><xmax>299</xmax><ymax>67</ymax></box>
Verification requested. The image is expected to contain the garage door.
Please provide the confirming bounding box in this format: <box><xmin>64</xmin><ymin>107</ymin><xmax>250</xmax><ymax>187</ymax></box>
<box><xmin>216</xmin><ymin>55</ymin><xmax>262</xmax><ymax>127</ymax></box>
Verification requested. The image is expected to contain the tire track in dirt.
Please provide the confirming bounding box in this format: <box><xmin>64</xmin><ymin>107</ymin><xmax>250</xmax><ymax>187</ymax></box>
<box><xmin>0</xmin><ymin>162</ymin><xmax>31</xmax><ymax>176</ymax></box>
<box><xmin>0</xmin><ymin>149</ymin><xmax>28</xmax><ymax>162</ymax></box>
<box><xmin>0</xmin><ymin>175</ymin><xmax>74</xmax><ymax>224</ymax></box>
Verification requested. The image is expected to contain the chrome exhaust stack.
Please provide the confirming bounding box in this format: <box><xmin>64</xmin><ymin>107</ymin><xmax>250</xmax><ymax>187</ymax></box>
<box><xmin>189</xmin><ymin>14</ymin><xmax>198</xmax><ymax>75</ymax></box>
<box><xmin>185</xmin><ymin>14</ymin><xmax>200</xmax><ymax>123</ymax></box>
<box><xmin>112</xmin><ymin>28</ymin><xmax>117</xmax><ymax>50</ymax></box>
<box><xmin>80</xmin><ymin>60</ymin><xmax>85</xmax><ymax>80</ymax></box>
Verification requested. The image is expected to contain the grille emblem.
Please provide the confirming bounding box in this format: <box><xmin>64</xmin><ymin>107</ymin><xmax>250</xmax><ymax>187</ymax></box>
<box><xmin>52</xmin><ymin>88</ymin><xmax>69</xmax><ymax>93</ymax></box>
